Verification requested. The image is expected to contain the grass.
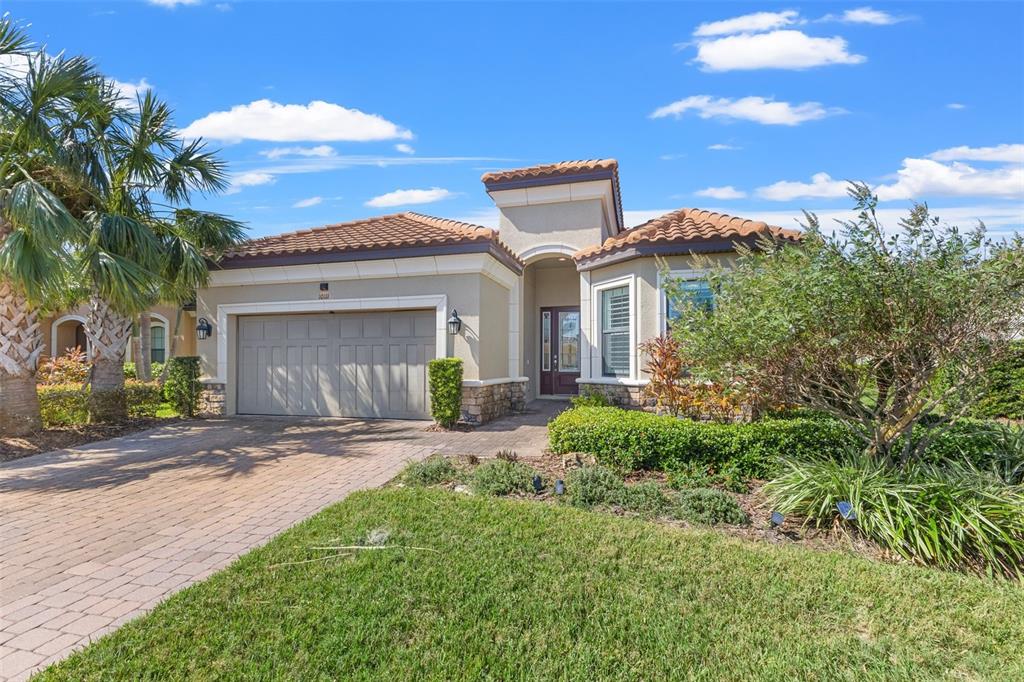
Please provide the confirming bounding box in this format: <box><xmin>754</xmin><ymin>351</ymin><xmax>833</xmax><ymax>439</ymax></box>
<box><xmin>38</xmin><ymin>488</ymin><xmax>1024</xmax><ymax>681</ymax></box>
<box><xmin>154</xmin><ymin>402</ymin><xmax>179</xmax><ymax>419</ymax></box>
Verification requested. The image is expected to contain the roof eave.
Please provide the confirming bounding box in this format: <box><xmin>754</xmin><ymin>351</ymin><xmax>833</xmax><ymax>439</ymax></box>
<box><xmin>574</xmin><ymin>237</ymin><xmax>760</xmax><ymax>271</ymax></box>
<box><xmin>484</xmin><ymin>168</ymin><xmax>625</xmax><ymax>233</ymax></box>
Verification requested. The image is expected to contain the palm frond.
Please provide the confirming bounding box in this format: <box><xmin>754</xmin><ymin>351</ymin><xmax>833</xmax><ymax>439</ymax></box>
<box><xmin>1</xmin><ymin>173</ymin><xmax>84</xmax><ymax>245</ymax></box>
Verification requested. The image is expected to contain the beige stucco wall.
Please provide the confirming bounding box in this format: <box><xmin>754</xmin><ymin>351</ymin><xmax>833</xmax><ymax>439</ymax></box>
<box><xmin>497</xmin><ymin>199</ymin><xmax>608</xmax><ymax>256</ymax></box>
<box><xmin>195</xmin><ymin>267</ymin><xmax>512</xmax><ymax>414</ymax></box>
<box><xmin>521</xmin><ymin>260</ymin><xmax>581</xmax><ymax>399</ymax></box>
<box><xmin>584</xmin><ymin>253</ymin><xmax>734</xmax><ymax>381</ymax></box>
<box><xmin>40</xmin><ymin>302</ymin><xmax>195</xmax><ymax>360</ymax></box>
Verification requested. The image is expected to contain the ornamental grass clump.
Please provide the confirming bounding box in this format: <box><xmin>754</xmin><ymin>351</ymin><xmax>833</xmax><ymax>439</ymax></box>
<box><xmin>764</xmin><ymin>456</ymin><xmax>1024</xmax><ymax>578</ymax></box>
<box><xmin>400</xmin><ymin>455</ymin><xmax>460</xmax><ymax>487</ymax></box>
<box><xmin>672</xmin><ymin>488</ymin><xmax>749</xmax><ymax>526</ymax></box>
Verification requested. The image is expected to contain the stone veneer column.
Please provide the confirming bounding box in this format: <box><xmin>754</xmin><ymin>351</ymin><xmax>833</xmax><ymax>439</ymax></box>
<box><xmin>460</xmin><ymin>380</ymin><xmax>527</xmax><ymax>425</ymax></box>
<box><xmin>199</xmin><ymin>382</ymin><xmax>226</xmax><ymax>416</ymax></box>
<box><xmin>576</xmin><ymin>381</ymin><xmax>650</xmax><ymax>408</ymax></box>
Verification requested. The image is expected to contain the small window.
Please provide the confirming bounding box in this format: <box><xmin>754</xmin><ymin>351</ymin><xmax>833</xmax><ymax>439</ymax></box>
<box><xmin>666</xmin><ymin>279</ymin><xmax>715</xmax><ymax>328</ymax></box>
<box><xmin>541</xmin><ymin>311</ymin><xmax>551</xmax><ymax>371</ymax></box>
<box><xmin>601</xmin><ymin>285</ymin><xmax>630</xmax><ymax>377</ymax></box>
<box><xmin>150</xmin><ymin>325</ymin><xmax>166</xmax><ymax>364</ymax></box>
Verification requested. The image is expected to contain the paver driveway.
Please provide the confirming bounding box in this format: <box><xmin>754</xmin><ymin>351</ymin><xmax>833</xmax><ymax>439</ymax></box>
<box><xmin>0</xmin><ymin>402</ymin><xmax>559</xmax><ymax>680</ymax></box>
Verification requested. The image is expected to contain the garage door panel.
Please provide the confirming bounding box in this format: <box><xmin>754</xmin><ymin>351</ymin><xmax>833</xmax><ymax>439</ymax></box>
<box><xmin>238</xmin><ymin>311</ymin><xmax>434</xmax><ymax>419</ymax></box>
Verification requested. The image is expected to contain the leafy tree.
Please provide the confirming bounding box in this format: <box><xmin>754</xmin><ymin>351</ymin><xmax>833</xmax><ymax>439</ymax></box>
<box><xmin>668</xmin><ymin>185</ymin><xmax>1024</xmax><ymax>466</ymax></box>
<box><xmin>0</xmin><ymin>18</ymin><xmax>98</xmax><ymax>434</ymax></box>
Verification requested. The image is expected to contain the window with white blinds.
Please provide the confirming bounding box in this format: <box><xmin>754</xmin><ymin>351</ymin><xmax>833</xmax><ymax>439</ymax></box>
<box><xmin>601</xmin><ymin>285</ymin><xmax>631</xmax><ymax>377</ymax></box>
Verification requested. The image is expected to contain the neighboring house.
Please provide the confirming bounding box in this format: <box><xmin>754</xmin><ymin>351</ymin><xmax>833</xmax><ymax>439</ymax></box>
<box><xmin>41</xmin><ymin>303</ymin><xmax>197</xmax><ymax>365</ymax></box>
<box><xmin>195</xmin><ymin>159</ymin><xmax>799</xmax><ymax>423</ymax></box>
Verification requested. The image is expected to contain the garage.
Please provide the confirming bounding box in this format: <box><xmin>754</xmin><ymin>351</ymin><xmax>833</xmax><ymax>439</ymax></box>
<box><xmin>236</xmin><ymin>310</ymin><xmax>436</xmax><ymax>419</ymax></box>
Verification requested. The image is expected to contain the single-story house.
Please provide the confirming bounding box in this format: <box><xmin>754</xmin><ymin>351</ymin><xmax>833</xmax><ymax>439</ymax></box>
<box><xmin>42</xmin><ymin>302</ymin><xmax>196</xmax><ymax>365</ymax></box>
<box><xmin>195</xmin><ymin>159</ymin><xmax>799</xmax><ymax>423</ymax></box>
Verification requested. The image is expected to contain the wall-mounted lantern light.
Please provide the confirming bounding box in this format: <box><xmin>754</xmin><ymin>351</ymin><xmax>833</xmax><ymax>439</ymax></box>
<box><xmin>319</xmin><ymin>282</ymin><xmax>329</xmax><ymax>300</ymax></box>
<box><xmin>447</xmin><ymin>309</ymin><xmax>462</xmax><ymax>335</ymax></box>
<box><xmin>196</xmin><ymin>317</ymin><xmax>212</xmax><ymax>340</ymax></box>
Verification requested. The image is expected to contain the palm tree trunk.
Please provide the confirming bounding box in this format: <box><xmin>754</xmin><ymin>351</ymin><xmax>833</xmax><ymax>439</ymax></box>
<box><xmin>0</xmin><ymin>280</ymin><xmax>44</xmax><ymax>435</ymax></box>
<box><xmin>130</xmin><ymin>322</ymin><xmax>141</xmax><ymax>377</ymax></box>
<box><xmin>85</xmin><ymin>293</ymin><xmax>133</xmax><ymax>422</ymax></box>
<box><xmin>159</xmin><ymin>307</ymin><xmax>183</xmax><ymax>382</ymax></box>
<box><xmin>138</xmin><ymin>312</ymin><xmax>151</xmax><ymax>381</ymax></box>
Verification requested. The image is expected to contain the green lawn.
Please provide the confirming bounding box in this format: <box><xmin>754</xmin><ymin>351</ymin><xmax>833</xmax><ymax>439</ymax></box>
<box><xmin>39</xmin><ymin>488</ymin><xmax>1024</xmax><ymax>681</ymax></box>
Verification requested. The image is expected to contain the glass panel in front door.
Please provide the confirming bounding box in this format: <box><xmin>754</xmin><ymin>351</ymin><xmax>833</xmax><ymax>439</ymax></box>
<box><xmin>542</xmin><ymin>311</ymin><xmax>551</xmax><ymax>371</ymax></box>
<box><xmin>558</xmin><ymin>311</ymin><xmax>580</xmax><ymax>372</ymax></box>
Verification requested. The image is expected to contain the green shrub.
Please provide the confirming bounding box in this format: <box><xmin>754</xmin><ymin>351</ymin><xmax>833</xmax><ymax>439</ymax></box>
<box><xmin>400</xmin><ymin>455</ymin><xmax>460</xmax><ymax>486</ymax></box>
<box><xmin>764</xmin><ymin>456</ymin><xmax>1024</xmax><ymax>578</ymax></box>
<box><xmin>38</xmin><ymin>380</ymin><xmax>161</xmax><ymax>425</ymax></box>
<box><xmin>549</xmin><ymin>407</ymin><xmax>858</xmax><ymax>479</ymax></box>
<box><xmin>620</xmin><ymin>481</ymin><xmax>672</xmax><ymax>516</ymax></box>
<box><xmin>428</xmin><ymin>358</ymin><xmax>463</xmax><ymax>428</ymax></box>
<box><xmin>909</xmin><ymin>419</ymin><xmax>1024</xmax><ymax>471</ymax></box>
<box><xmin>565</xmin><ymin>465</ymin><xmax>627</xmax><ymax>509</ymax></box>
<box><xmin>123</xmin><ymin>362</ymin><xmax>137</xmax><ymax>379</ymax></box>
<box><xmin>164</xmin><ymin>357</ymin><xmax>202</xmax><ymax>417</ymax></box>
<box><xmin>672</xmin><ymin>488</ymin><xmax>749</xmax><ymax>526</ymax></box>
<box><xmin>668</xmin><ymin>461</ymin><xmax>750</xmax><ymax>493</ymax></box>
<box><xmin>38</xmin><ymin>347</ymin><xmax>89</xmax><ymax>386</ymax></box>
<box><xmin>126</xmin><ymin>380</ymin><xmax>162</xmax><ymax>418</ymax></box>
<box><xmin>470</xmin><ymin>459</ymin><xmax>538</xmax><ymax>496</ymax></box>
<box><xmin>38</xmin><ymin>384</ymin><xmax>89</xmax><ymax>426</ymax></box>
<box><xmin>570</xmin><ymin>387</ymin><xmax>610</xmax><ymax>408</ymax></box>
<box><xmin>974</xmin><ymin>341</ymin><xmax>1024</xmax><ymax>420</ymax></box>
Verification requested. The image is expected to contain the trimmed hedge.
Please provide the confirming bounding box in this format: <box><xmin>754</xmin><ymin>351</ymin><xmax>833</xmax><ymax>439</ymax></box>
<box><xmin>549</xmin><ymin>407</ymin><xmax>1024</xmax><ymax>478</ymax></box>
<box><xmin>974</xmin><ymin>341</ymin><xmax>1024</xmax><ymax>420</ymax></box>
<box><xmin>549</xmin><ymin>407</ymin><xmax>857</xmax><ymax>478</ymax></box>
<box><xmin>164</xmin><ymin>357</ymin><xmax>202</xmax><ymax>417</ymax></box>
<box><xmin>428</xmin><ymin>358</ymin><xmax>463</xmax><ymax>428</ymax></box>
<box><xmin>38</xmin><ymin>380</ymin><xmax>163</xmax><ymax>427</ymax></box>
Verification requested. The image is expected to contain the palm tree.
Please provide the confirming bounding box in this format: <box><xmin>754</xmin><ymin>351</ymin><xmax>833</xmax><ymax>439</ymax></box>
<box><xmin>68</xmin><ymin>88</ymin><xmax>243</xmax><ymax>420</ymax></box>
<box><xmin>0</xmin><ymin>19</ymin><xmax>98</xmax><ymax>435</ymax></box>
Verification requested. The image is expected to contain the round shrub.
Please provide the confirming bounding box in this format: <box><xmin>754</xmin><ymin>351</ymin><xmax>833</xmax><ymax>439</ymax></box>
<box><xmin>565</xmin><ymin>465</ymin><xmax>627</xmax><ymax>509</ymax></box>
<box><xmin>672</xmin><ymin>488</ymin><xmax>749</xmax><ymax>526</ymax></box>
<box><xmin>620</xmin><ymin>481</ymin><xmax>671</xmax><ymax>516</ymax></box>
<box><xmin>470</xmin><ymin>459</ymin><xmax>538</xmax><ymax>496</ymax></box>
<box><xmin>400</xmin><ymin>455</ymin><xmax>460</xmax><ymax>486</ymax></box>
<box><xmin>164</xmin><ymin>357</ymin><xmax>202</xmax><ymax>417</ymax></box>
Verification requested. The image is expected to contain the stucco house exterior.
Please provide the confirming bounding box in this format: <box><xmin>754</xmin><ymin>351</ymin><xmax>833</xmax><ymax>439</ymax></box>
<box><xmin>41</xmin><ymin>303</ymin><xmax>196</xmax><ymax>365</ymax></box>
<box><xmin>195</xmin><ymin>159</ymin><xmax>799</xmax><ymax>423</ymax></box>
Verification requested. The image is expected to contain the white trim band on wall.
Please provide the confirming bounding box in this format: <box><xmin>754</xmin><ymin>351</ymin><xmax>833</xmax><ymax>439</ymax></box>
<box><xmin>209</xmin><ymin>294</ymin><xmax>449</xmax><ymax>384</ymax></box>
<box><xmin>462</xmin><ymin>376</ymin><xmax>530</xmax><ymax>387</ymax></box>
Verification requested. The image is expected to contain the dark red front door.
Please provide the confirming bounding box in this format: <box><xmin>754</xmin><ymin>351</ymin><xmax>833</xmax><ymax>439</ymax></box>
<box><xmin>539</xmin><ymin>306</ymin><xmax>580</xmax><ymax>395</ymax></box>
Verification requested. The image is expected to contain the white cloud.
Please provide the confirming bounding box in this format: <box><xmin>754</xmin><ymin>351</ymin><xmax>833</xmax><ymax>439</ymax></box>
<box><xmin>832</xmin><ymin>7</ymin><xmax>906</xmax><ymax>25</ymax></box>
<box><xmin>651</xmin><ymin>95</ymin><xmax>842</xmax><ymax>126</ymax></box>
<box><xmin>292</xmin><ymin>196</ymin><xmax>323</xmax><ymax>208</ymax></box>
<box><xmin>179</xmin><ymin>99</ymin><xmax>412</xmax><ymax>143</ymax></box>
<box><xmin>946</xmin><ymin>103</ymin><xmax>967</xmax><ymax>110</ymax></box>
<box><xmin>225</xmin><ymin>171</ymin><xmax>275</xmax><ymax>195</ymax></box>
<box><xmin>259</xmin><ymin>145</ymin><xmax>336</xmax><ymax>160</ymax></box>
<box><xmin>365</xmin><ymin>187</ymin><xmax>455</xmax><ymax>208</ymax></box>
<box><xmin>395</xmin><ymin>143</ymin><xmax>415</xmax><ymax>154</ymax></box>
<box><xmin>147</xmin><ymin>0</ymin><xmax>200</xmax><ymax>7</ymax></box>
<box><xmin>875</xmin><ymin>158</ymin><xmax>1024</xmax><ymax>201</ymax></box>
<box><xmin>927</xmin><ymin>144</ymin><xmax>1024</xmax><ymax>163</ymax></box>
<box><xmin>111</xmin><ymin>78</ymin><xmax>152</xmax><ymax>102</ymax></box>
<box><xmin>659</xmin><ymin>153</ymin><xmax>685</xmax><ymax>161</ymax></box>
<box><xmin>214</xmin><ymin>3</ymin><xmax>232</xmax><ymax>10</ymax></box>
<box><xmin>245</xmin><ymin>155</ymin><xmax>509</xmax><ymax>177</ymax></box>
<box><xmin>693</xmin><ymin>10</ymin><xmax>800</xmax><ymax>37</ymax></box>
<box><xmin>696</xmin><ymin>186</ymin><xmax>747</xmax><ymax>200</ymax></box>
<box><xmin>755</xmin><ymin>157</ymin><xmax>1024</xmax><ymax>202</ymax></box>
<box><xmin>756</xmin><ymin>172</ymin><xmax>850</xmax><ymax>201</ymax></box>
<box><xmin>452</xmin><ymin>208</ymin><xmax>499</xmax><ymax>228</ymax></box>
<box><xmin>695</xmin><ymin>30</ymin><xmax>866</xmax><ymax>71</ymax></box>
<box><xmin>708</xmin><ymin>143</ymin><xmax>741</xmax><ymax>151</ymax></box>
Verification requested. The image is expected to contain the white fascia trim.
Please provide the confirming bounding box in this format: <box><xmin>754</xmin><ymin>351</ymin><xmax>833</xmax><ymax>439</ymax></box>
<box><xmin>590</xmin><ymin>273</ymin><xmax>638</xmax><ymax>381</ymax></box>
<box><xmin>462</xmin><ymin>376</ymin><xmax>530</xmax><ymax>387</ymax></box>
<box><xmin>207</xmin><ymin>252</ymin><xmax>518</xmax><ymax>291</ymax></box>
<box><xmin>518</xmin><ymin>243</ymin><xmax>579</xmax><ymax>263</ymax></box>
<box><xmin>208</xmin><ymin>294</ymin><xmax>448</xmax><ymax>384</ymax></box>
<box><xmin>49</xmin><ymin>314</ymin><xmax>87</xmax><ymax>356</ymax></box>
<box><xmin>656</xmin><ymin>268</ymin><xmax>709</xmax><ymax>333</ymax></box>
<box><xmin>577</xmin><ymin>377</ymin><xmax>649</xmax><ymax>387</ymax></box>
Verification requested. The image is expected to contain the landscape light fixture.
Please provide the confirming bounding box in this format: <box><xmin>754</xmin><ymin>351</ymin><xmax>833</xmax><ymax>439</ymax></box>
<box><xmin>447</xmin><ymin>309</ymin><xmax>462</xmax><ymax>335</ymax></box>
<box><xmin>532</xmin><ymin>475</ymin><xmax>543</xmax><ymax>493</ymax></box>
<box><xmin>554</xmin><ymin>479</ymin><xmax>565</xmax><ymax>496</ymax></box>
<box><xmin>769</xmin><ymin>511</ymin><xmax>785</xmax><ymax>528</ymax></box>
<box><xmin>196</xmin><ymin>318</ymin><xmax>212</xmax><ymax>340</ymax></box>
<box><xmin>837</xmin><ymin>501</ymin><xmax>857</xmax><ymax>521</ymax></box>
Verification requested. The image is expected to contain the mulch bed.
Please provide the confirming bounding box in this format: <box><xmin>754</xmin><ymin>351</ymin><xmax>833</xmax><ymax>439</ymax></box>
<box><xmin>0</xmin><ymin>417</ymin><xmax>184</xmax><ymax>464</ymax></box>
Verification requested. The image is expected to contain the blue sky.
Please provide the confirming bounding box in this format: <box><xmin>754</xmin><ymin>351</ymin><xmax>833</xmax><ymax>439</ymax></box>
<box><xmin>5</xmin><ymin>1</ymin><xmax>1023</xmax><ymax>239</ymax></box>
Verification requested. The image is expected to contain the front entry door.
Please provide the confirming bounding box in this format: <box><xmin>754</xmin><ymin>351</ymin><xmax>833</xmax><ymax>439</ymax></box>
<box><xmin>539</xmin><ymin>306</ymin><xmax>580</xmax><ymax>395</ymax></box>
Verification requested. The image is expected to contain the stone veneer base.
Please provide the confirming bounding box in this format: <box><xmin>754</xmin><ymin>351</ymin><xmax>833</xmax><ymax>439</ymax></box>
<box><xmin>576</xmin><ymin>381</ymin><xmax>652</xmax><ymax>409</ymax></box>
<box><xmin>199</xmin><ymin>382</ymin><xmax>226</xmax><ymax>417</ymax></box>
<box><xmin>461</xmin><ymin>380</ymin><xmax>527</xmax><ymax>425</ymax></box>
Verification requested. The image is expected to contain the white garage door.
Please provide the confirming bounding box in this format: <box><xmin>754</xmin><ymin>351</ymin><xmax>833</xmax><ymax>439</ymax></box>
<box><xmin>236</xmin><ymin>311</ymin><xmax>435</xmax><ymax>419</ymax></box>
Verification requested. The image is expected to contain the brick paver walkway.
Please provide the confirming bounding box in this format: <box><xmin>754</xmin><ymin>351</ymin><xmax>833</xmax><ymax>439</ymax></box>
<box><xmin>0</xmin><ymin>401</ymin><xmax>561</xmax><ymax>680</ymax></box>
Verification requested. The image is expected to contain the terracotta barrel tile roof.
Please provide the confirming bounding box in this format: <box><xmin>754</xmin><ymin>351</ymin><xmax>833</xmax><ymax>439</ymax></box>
<box><xmin>481</xmin><ymin>159</ymin><xmax>619</xmax><ymax>184</ymax></box>
<box><xmin>220</xmin><ymin>212</ymin><xmax>522</xmax><ymax>269</ymax></box>
<box><xmin>481</xmin><ymin>159</ymin><xmax>625</xmax><ymax>232</ymax></box>
<box><xmin>574</xmin><ymin>207</ymin><xmax>802</xmax><ymax>262</ymax></box>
